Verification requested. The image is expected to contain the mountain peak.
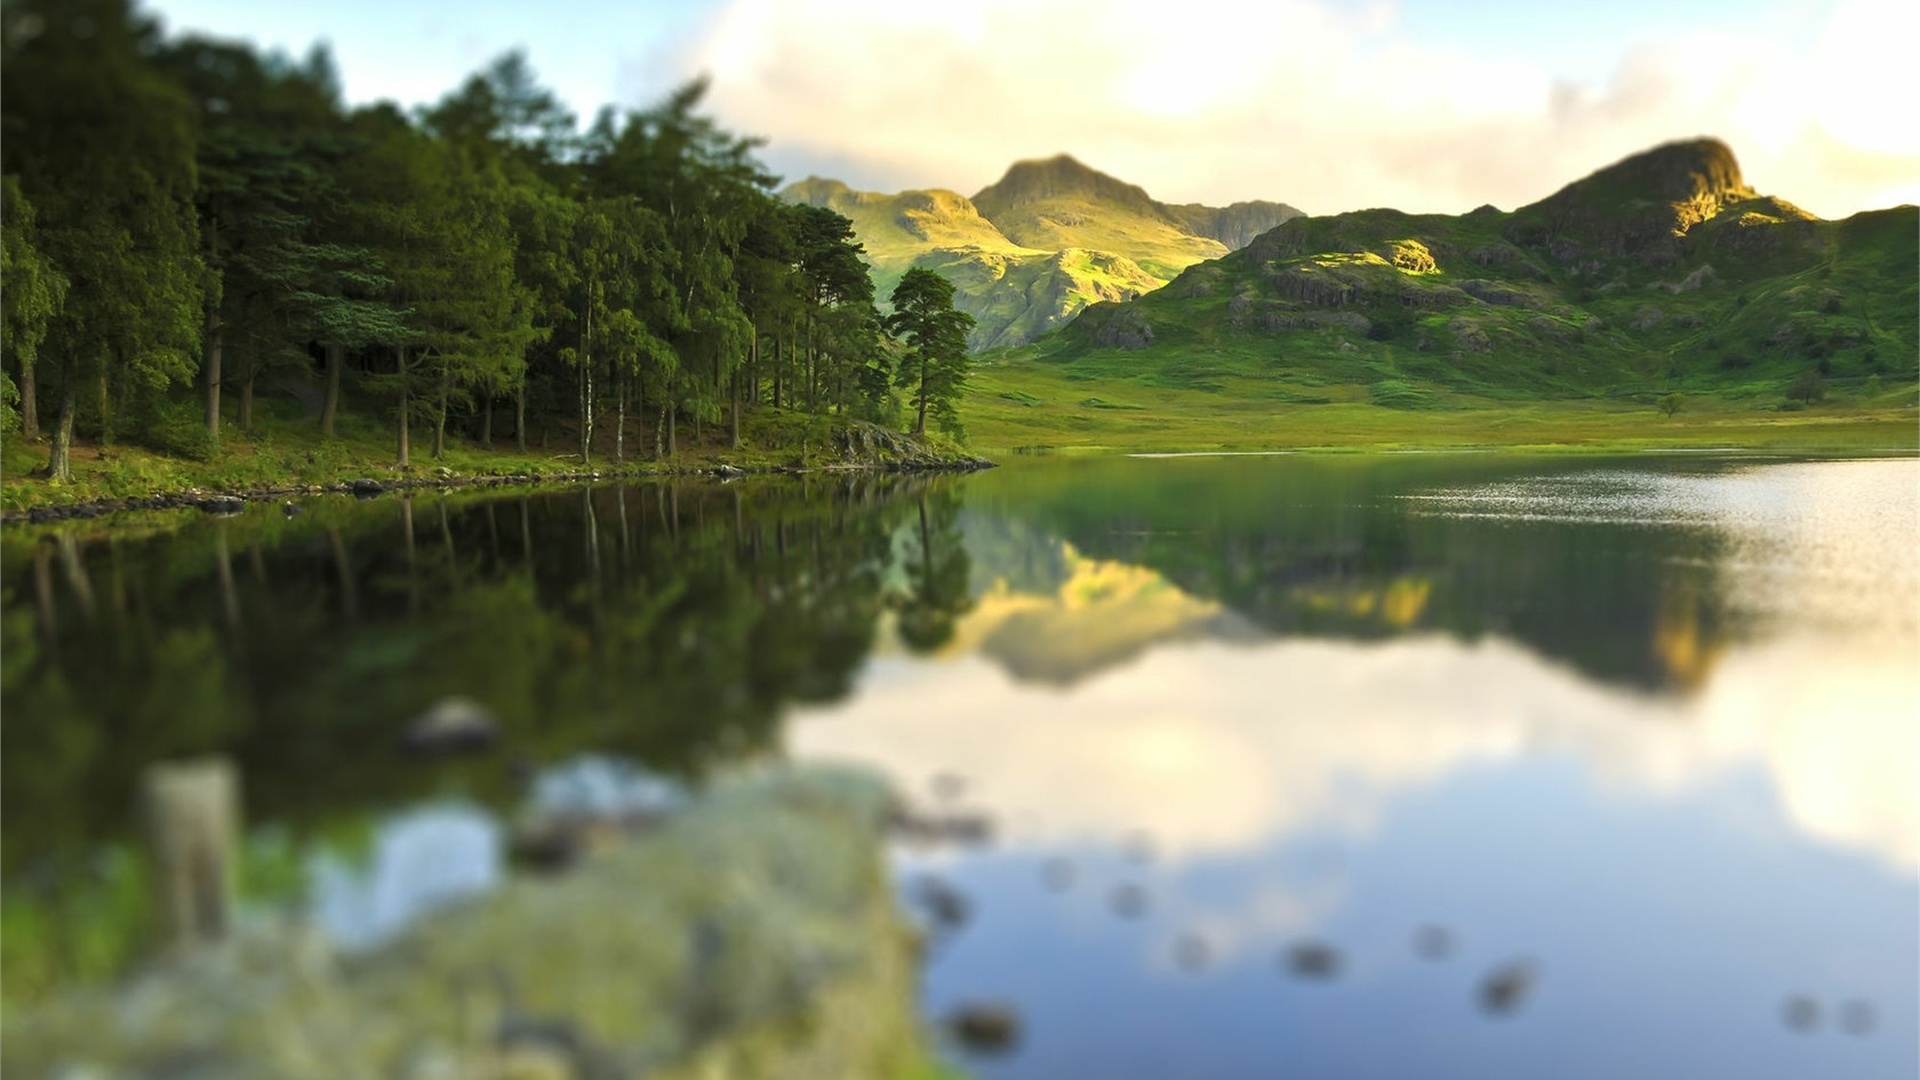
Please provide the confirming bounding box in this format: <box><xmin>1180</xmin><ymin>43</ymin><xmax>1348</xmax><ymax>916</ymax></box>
<box><xmin>1507</xmin><ymin>137</ymin><xmax>1758</xmax><ymax>260</ymax></box>
<box><xmin>972</xmin><ymin>154</ymin><xmax>1160</xmax><ymax>218</ymax></box>
<box><xmin>1574</xmin><ymin>137</ymin><xmax>1749</xmax><ymax>204</ymax></box>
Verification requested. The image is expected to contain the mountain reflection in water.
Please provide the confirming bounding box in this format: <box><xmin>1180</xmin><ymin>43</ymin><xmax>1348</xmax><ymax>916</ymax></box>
<box><xmin>3</xmin><ymin>454</ymin><xmax>1914</xmax><ymax>1078</ymax></box>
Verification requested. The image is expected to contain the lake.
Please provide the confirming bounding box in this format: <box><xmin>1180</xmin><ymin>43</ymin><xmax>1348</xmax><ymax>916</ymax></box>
<box><xmin>5</xmin><ymin>452</ymin><xmax>1916</xmax><ymax>1079</ymax></box>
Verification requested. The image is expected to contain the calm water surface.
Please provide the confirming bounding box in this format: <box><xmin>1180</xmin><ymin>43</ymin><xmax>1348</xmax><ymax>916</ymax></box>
<box><xmin>5</xmin><ymin>453</ymin><xmax>1916</xmax><ymax>1078</ymax></box>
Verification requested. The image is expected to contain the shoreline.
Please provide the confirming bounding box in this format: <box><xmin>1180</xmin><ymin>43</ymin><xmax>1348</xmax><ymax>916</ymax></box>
<box><xmin>2</xmin><ymin>454</ymin><xmax>997</xmax><ymax>526</ymax></box>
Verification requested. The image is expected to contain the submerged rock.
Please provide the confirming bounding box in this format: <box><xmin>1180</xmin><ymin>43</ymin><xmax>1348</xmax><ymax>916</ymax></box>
<box><xmin>1480</xmin><ymin>959</ymin><xmax>1540</xmax><ymax>1015</ymax></box>
<box><xmin>1109</xmin><ymin>883</ymin><xmax>1149</xmax><ymax>918</ymax></box>
<box><xmin>1284</xmin><ymin>941</ymin><xmax>1342</xmax><ymax>980</ymax></box>
<box><xmin>1414</xmin><ymin>924</ymin><xmax>1453</xmax><ymax>960</ymax></box>
<box><xmin>907</xmin><ymin>875</ymin><xmax>972</xmax><ymax>933</ymax></box>
<box><xmin>945</xmin><ymin>1002</ymin><xmax>1022</xmax><ymax>1056</ymax></box>
<box><xmin>1040</xmin><ymin>857</ymin><xmax>1075</xmax><ymax>892</ymax></box>
<box><xmin>1174</xmin><ymin>934</ymin><xmax>1211</xmax><ymax>972</ymax></box>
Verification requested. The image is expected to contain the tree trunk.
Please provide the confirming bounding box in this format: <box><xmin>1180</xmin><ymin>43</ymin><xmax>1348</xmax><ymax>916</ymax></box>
<box><xmin>20</xmin><ymin>354</ymin><xmax>38</xmax><ymax>441</ymax></box>
<box><xmin>433</xmin><ymin>364</ymin><xmax>448</xmax><ymax>459</ymax></box>
<box><xmin>614</xmin><ymin>377</ymin><xmax>626</xmax><ymax>464</ymax></box>
<box><xmin>321</xmin><ymin>342</ymin><xmax>343</xmax><ymax>437</ymax></box>
<box><xmin>396</xmin><ymin>345</ymin><xmax>410</xmax><ymax>467</ymax></box>
<box><xmin>667</xmin><ymin>406</ymin><xmax>677</xmax><ymax>458</ymax></box>
<box><xmin>579</xmin><ymin>357</ymin><xmax>594</xmax><ymax>465</ymax></box>
<box><xmin>481</xmin><ymin>392</ymin><xmax>492</xmax><ymax>447</ymax></box>
<box><xmin>48</xmin><ymin>362</ymin><xmax>75</xmax><ymax>483</ymax></box>
<box><xmin>515</xmin><ymin>383</ymin><xmax>527</xmax><ymax>452</ymax></box>
<box><xmin>730</xmin><ymin>370</ymin><xmax>740</xmax><ymax>449</ymax></box>
<box><xmin>203</xmin><ymin>297</ymin><xmax>222</xmax><ymax>444</ymax></box>
<box><xmin>916</xmin><ymin>364</ymin><xmax>931</xmax><ymax>435</ymax></box>
<box><xmin>655</xmin><ymin>404</ymin><xmax>666</xmax><ymax>460</ymax></box>
<box><xmin>579</xmin><ymin>291</ymin><xmax>594</xmax><ymax>465</ymax></box>
<box><xmin>97</xmin><ymin>370</ymin><xmax>111</xmax><ymax>448</ymax></box>
<box><xmin>239</xmin><ymin>366</ymin><xmax>255</xmax><ymax>432</ymax></box>
<box><xmin>773</xmin><ymin>333</ymin><xmax>782</xmax><ymax>409</ymax></box>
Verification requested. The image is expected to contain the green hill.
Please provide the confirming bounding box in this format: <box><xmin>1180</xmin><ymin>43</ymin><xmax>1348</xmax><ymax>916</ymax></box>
<box><xmin>780</xmin><ymin>157</ymin><xmax>1302</xmax><ymax>351</ymax></box>
<box><xmin>980</xmin><ymin>138</ymin><xmax>1917</xmax><ymax>431</ymax></box>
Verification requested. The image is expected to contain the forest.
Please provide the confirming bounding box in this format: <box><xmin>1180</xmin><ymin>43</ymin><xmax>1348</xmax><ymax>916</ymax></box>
<box><xmin>0</xmin><ymin>0</ymin><xmax>974</xmax><ymax>486</ymax></box>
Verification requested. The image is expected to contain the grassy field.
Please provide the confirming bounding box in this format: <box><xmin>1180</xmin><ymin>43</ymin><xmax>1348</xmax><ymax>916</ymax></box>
<box><xmin>963</xmin><ymin>360</ymin><xmax>1919</xmax><ymax>454</ymax></box>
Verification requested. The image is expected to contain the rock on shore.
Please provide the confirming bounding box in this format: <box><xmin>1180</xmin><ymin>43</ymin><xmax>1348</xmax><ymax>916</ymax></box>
<box><xmin>5</xmin><ymin>767</ymin><xmax>920</xmax><ymax>1080</ymax></box>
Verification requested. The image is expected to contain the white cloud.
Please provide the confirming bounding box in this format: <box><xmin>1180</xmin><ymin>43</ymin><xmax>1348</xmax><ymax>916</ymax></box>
<box><xmin>790</xmin><ymin>632</ymin><xmax>1920</xmax><ymax>875</ymax></box>
<box><xmin>678</xmin><ymin>0</ymin><xmax>1920</xmax><ymax>217</ymax></box>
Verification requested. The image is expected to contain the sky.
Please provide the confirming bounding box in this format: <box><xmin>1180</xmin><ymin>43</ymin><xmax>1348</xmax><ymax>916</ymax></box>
<box><xmin>151</xmin><ymin>0</ymin><xmax>1920</xmax><ymax>218</ymax></box>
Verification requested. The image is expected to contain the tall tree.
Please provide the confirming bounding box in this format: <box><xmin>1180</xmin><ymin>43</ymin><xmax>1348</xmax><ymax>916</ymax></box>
<box><xmin>886</xmin><ymin>268</ymin><xmax>974</xmax><ymax>437</ymax></box>
<box><xmin>3</xmin><ymin>0</ymin><xmax>205</xmax><ymax>480</ymax></box>
<box><xmin>1</xmin><ymin>176</ymin><xmax>68</xmax><ymax>440</ymax></box>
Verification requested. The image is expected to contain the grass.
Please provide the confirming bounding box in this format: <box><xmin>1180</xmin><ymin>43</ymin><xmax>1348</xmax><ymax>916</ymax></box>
<box><xmin>0</xmin><ymin>398</ymin><xmax>978</xmax><ymax>515</ymax></box>
<box><xmin>963</xmin><ymin>361</ymin><xmax>1919</xmax><ymax>455</ymax></box>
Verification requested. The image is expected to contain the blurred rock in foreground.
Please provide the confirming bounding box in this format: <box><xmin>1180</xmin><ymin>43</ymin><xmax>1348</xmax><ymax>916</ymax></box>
<box><xmin>6</xmin><ymin>766</ymin><xmax>919</xmax><ymax>1080</ymax></box>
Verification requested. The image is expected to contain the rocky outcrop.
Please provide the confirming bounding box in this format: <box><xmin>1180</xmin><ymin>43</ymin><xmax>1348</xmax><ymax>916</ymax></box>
<box><xmin>5</xmin><ymin>767</ymin><xmax>922</xmax><ymax>1080</ymax></box>
<box><xmin>1504</xmin><ymin>138</ymin><xmax>1756</xmax><ymax>265</ymax></box>
<box><xmin>1163</xmin><ymin>199</ymin><xmax>1305</xmax><ymax>249</ymax></box>
<box><xmin>1081</xmin><ymin>303</ymin><xmax>1155</xmax><ymax>349</ymax></box>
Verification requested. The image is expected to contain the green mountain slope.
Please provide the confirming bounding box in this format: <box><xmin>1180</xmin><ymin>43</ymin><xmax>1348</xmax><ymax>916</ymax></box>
<box><xmin>1001</xmin><ymin>138</ymin><xmax>1917</xmax><ymax>412</ymax></box>
<box><xmin>780</xmin><ymin>157</ymin><xmax>1302</xmax><ymax>351</ymax></box>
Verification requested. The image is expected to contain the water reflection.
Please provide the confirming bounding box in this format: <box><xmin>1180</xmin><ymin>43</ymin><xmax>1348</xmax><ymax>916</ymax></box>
<box><xmin>309</xmin><ymin>803</ymin><xmax>500</xmax><ymax>951</ymax></box>
<box><xmin>3</xmin><ymin>454</ymin><xmax>1915</xmax><ymax>1078</ymax></box>
<box><xmin>791</xmin><ymin>455</ymin><xmax>1917</xmax><ymax>1079</ymax></box>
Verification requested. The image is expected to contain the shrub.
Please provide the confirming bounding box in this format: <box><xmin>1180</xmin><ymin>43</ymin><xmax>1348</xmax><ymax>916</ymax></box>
<box><xmin>136</xmin><ymin>399</ymin><xmax>218</xmax><ymax>462</ymax></box>
<box><xmin>1786</xmin><ymin>369</ymin><xmax>1826</xmax><ymax>404</ymax></box>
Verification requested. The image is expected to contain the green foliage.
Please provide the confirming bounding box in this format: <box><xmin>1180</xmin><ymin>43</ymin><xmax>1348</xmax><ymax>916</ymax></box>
<box><xmin>2</xmin><ymin>8</ymin><xmax>929</xmax><ymax>495</ymax></box>
<box><xmin>1786</xmin><ymin>369</ymin><xmax>1826</xmax><ymax>404</ymax></box>
<box><xmin>2</xmin><ymin>176</ymin><xmax>70</xmax><ymax>434</ymax></box>
<box><xmin>888</xmin><ymin>268</ymin><xmax>976</xmax><ymax>437</ymax></box>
